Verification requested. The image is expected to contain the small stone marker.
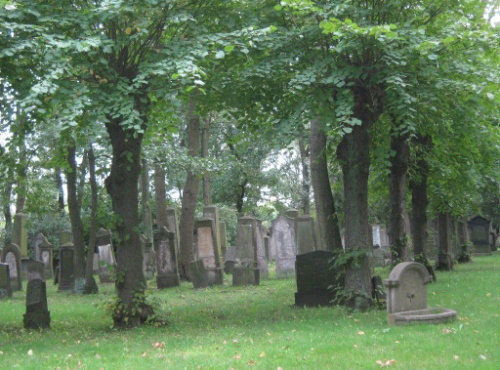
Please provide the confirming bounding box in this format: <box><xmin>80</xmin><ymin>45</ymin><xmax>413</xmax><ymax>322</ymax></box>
<box><xmin>383</xmin><ymin>262</ymin><xmax>456</xmax><ymax>325</ymax></box>
<box><xmin>2</xmin><ymin>243</ymin><xmax>22</xmax><ymax>291</ymax></box>
<box><xmin>295</xmin><ymin>250</ymin><xmax>342</xmax><ymax>307</ymax></box>
<box><xmin>0</xmin><ymin>263</ymin><xmax>12</xmax><ymax>299</ymax></box>
<box><xmin>271</xmin><ymin>214</ymin><xmax>296</xmax><ymax>279</ymax></box>
<box><xmin>154</xmin><ymin>226</ymin><xmax>180</xmax><ymax>288</ymax></box>
<box><xmin>57</xmin><ymin>242</ymin><xmax>75</xmax><ymax>292</ymax></box>
<box><xmin>24</xmin><ymin>261</ymin><xmax>51</xmax><ymax>329</ymax></box>
<box><xmin>96</xmin><ymin>228</ymin><xmax>115</xmax><ymax>283</ymax></box>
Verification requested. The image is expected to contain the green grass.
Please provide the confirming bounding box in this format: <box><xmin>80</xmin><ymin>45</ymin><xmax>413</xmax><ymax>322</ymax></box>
<box><xmin>1</xmin><ymin>254</ymin><xmax>500</xmax><ymax>369</ymax></box>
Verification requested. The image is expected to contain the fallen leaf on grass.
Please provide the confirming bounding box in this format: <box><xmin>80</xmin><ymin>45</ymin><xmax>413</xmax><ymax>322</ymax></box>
<box><xmin>486</xmin><ymin>293</ymin><xmax>492</xmax><ymax>297</ymax></box>
<box><xmin>479</xmin><ymin>355</ymin><xmax>487</xmax><ymax>360</ymax></box>
<box><xmin>353</xmin><ymin>345</ymin><xmax>358</xmax><ymax>348</ymax></box>
<box><xmin>142</xmin><ymin>352</ymin><xmax>147</xmax><ymax>357</ymax></box>
<box><xmin>376</xmin><ymin>359</ymin><xmax>396</xmax><ymax>367</ymax></box>
<box><xmin>358</xmin><ymin>331</ymin><xmax>365</xmax><ymax>335</ymax></box>
<box><xmin>454</xmin><ymin>355</ymin><xmax>459</xmax><ymax>360</ymax></box>
<box><xmin>152</xmin><ymin>342</ymin><xmax>165</xmax><ymax>349</ymax></box>
<box><xmin>234</xmin><ymin>354</ymin><xmax>241</xmax><ymax>360</ymax></box>
<box><xmin>259</xmin><ymin>352</ymin><xmax>266</xmax><ymax>358</ymax></box>
<box><xmin>27</xmin><ymin>349</ymin><xmax>33</xmax><ymax>356</ymax></box>
<box><xmin>248</xmin><ymin>360</ymin><xmax>256</xmax><ymax>365</ymax></box>
<box><xmin>95</xmin><ymin>354</ymin><xmax>101</xmax><ymax>359</ymax></box>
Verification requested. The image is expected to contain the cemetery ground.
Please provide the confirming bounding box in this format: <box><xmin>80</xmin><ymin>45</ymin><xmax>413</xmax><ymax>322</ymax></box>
<box><xmin>1</xmin><ymin>255</ymin><xmax>500</xmax><ymax>369</ymax></box>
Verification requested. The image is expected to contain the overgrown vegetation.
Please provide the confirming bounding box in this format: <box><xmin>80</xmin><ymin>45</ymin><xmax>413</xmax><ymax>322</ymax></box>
<box><xmin>1</xmin><ymin>255</ymin><xmax>499</xmax><ymax>369</ymax></box>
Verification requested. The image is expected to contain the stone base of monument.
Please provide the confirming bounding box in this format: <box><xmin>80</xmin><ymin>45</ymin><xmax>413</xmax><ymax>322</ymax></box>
<box><xmin>190</xmin><ymin>260</ymin><xmax>223</xmax><ymax>289</ymax></box>
<box><xmin>276</xmin><ymin>269</ymin><xmax>295</xmax><ymax>279</ymax></box>
<box><xmin>294</xmin><ymin>290</ymin><xmax>335</xmax><ymax>307</ymax></box>
<box><xmin>232</xmin><ymin>266</ymin><xmax>260</xmax><ymax>286</ymax></box>
<box><xmin>157</xmin><ymin>273</ymin><xmax>180</xmax><ymax>288</ymax></box>
<box><xmin>388</xmin><ymin>307</ymin><xmax>457</xmax><ymax>325</ymax></box>
<box><xmin>472</xmin><ymin>244</ymin><xmax>492</xmax><ymax>256</ymax></box>
<box><xmin>24</xmin><ymin>309</ymin><xmax>51</xmax><ymax>329</ymax></box>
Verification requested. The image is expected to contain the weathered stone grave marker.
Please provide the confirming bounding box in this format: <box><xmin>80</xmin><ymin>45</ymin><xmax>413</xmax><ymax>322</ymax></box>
<box><xmin>96</xmin><ymin>228</ymin><xmax>115</xmax><ymax>283</ymax></box>
<box><xmin>0</xmin><ymin>263</ymin><xmax>12</xmax><ymax>299</ymax></box>
<box><xmin>224</xmin><ymin>246</ymin><xmax>236</xmax><ymax>274</ymax></box>
<box><xmin>154</xmin><ymin>226</ymin><xmax>180</xmax><ymax>288</ymax></box>
<box><xmin>38</xmin><ymin>236</ymin><xmax>54</xmax><ymax>279</ymax></box>
<box><xmin>24</xmin><ymin>261</ymin><xmax>51</xmax><ymax>329</ymax></box>
<box><xmin>57</xmin><ymin>242</ymin><xmax>75</xmax><ymax>292</ymax></box>
<box><xmin>2</xmin><ymin>243</ymin><xmax>22</xmax><ymax>291</ymax></box>
<box><xmin>238</xmin><ymin>216</ymin><xmax>268</xmax><ymax>279</ymax></box>
<box><xmin>33</xmin><ymin>232</ymin><xmax>45</xmax><ymax>262</ymax></box>
<box><xmin>233</xmin><ymin>222</ymin><xmax>259</xmax><ymax>286</ymax></box>
<box><xmin>141</xmin><ymin>234</ymin><xmax>156</xmax><ymax>280</ymax></box>
<box><xmin>467</xmin><ymin>215</ymin><xmax>491</xmax><ymax>255</ymax></box>
<box><xmin>270</xmin><ymin>214</ymin><xmax>296</xmax><ymax>279</ymax></box>
<box><xmin>296</xmin><ymin>216</ymin><xmax>317</xmax><ymax>255</ymax></box>
<box><xmin>383</xmin><ymin>262</ymin><xmax>456</xmax><ymax>325</ymax></box>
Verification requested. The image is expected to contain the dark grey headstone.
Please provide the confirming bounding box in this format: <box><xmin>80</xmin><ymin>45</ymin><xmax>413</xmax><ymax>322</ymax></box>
<box><xmin>57</xmin><ymin>243</ymin><xmax>75</xmax><ymax>292</ymax></box>
<box><xmin>467</xmin><ymin>216</ymin><xmax>491</xmax><ymax>255</ymax></box>
<box><xmin>24</xmin><ymin>261</ymin><xmax>50</xmax><ymax>329</ymax></box>
<box><xmin>0</xmin><ymin>263</ymin><xmax>12</xmax><ymax>299</ymax></box>
<box><xmin>2</xmin><ymin>243</ymin><xmax>22</xmax><ymax>291</ymax></box>
<box><xmin>224</xmin><ymin>246</ymin><xmax>236</xmax><ymax>274</ymax></box>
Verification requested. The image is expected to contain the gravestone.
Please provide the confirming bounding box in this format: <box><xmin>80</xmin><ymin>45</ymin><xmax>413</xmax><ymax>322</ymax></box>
<box><xmin>296</xmin><ymin>216</ymin><xmax>317</xmax><ymax>255</ymax></box>
<box><xmin>33</xmin><ymin>232</ymin><xmax>46</xmax><ymax>262</ymax></box>
<box><xmin>141</xmin><ymin>234</ymin><xmax>156</xmax><ymax>280</ymax></box>
<box><xmin>233</xmin><ymin>223</ymin><xmax>259</xmax><ymax>286</ymax></box>
<box><xmin>154</xmin><ymin>226</ymin><xmax>180</xmax><ymax>288</ymax></box>
<box><xmin>190</xmin><ymin>218</ymin><xmax>223</xmax><ymax>288</ymax></box>
<box><xmin>0</xmin><ymin>263</ymin><xmax>12</xmax><ymax>299</ymax></box>
<box><xmin>383</xmin><ymin>262</ymin><xmax>456</xmax><ymax>325</ymax></box>
<box><xmin>295</xmin><ymin>250</ymin><xmax>342</xmax><ymax>307</ymax></box>
<box><xmin>1</xmin><ymin>243</ymin><xmax>22</xmax><ymax>291</ymax></box>
<box><xmin>38</xmin><ymin>237</ymin><xmax>54</xmax><ymax>279</ymax></box>
<box><xmin>96</xmin><ymin>228</ymin><xmax>115</xmax><ymax>283</ymax></box>
<box><xmin>24</xmin><ymin>261</ymin><xmax>50</xmax><ymax>329</ymax></box>
<box><xmin>372</xmin><ymin>246</ymin><xmax>386</xmax><ymax>268</ymax></box>
<box><xmin>203</xmin><ymin>205</ymin><xmax>222</xmax><ymax>259</ymax></box>
<box><xmin>219</xmin><ymin>221</ymin><xmax>228</xmax><ymax>262</ymax></box>
<box><xmin>467</xmin><ymin>216</ymin><xmax>491</xmax><ymax>255</ymax></box>
<box><xmin>59</xmin><ymin>230</ymin><xmax>73</xmax><ymax>245</ymax></box>
<box><xmin>58</xmin><ymin>242</ymin><xmax>75</xmax><ymax>292</ymax></box>
<box><xmin>166</xmin><ymin>207</ymin><xmax>181</xmax><ymax>256</ymax></box>
<box><xmin>224</xmin><ymin>246</ymin><xmax>236</xmax><ymax>274</ymax></box>
<box><xmin>271</xmin><ymin>214</ymin><xmax>296</xmax><ymax>279</ymax></box>
<box><xmin>238</xmin><ymin>216</ymin><xmax>268</xmax><ymax>279</ymax></box>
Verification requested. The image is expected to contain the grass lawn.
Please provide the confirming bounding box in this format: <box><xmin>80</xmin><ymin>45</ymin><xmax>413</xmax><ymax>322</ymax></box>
<box><xmin>1</xmin><ymin>253</ymin><xmax>499</xmax><ymax>369</ymax></box>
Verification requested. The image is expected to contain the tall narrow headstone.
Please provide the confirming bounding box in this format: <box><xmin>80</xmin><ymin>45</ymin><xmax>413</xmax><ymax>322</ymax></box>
<box><xmin>1</xmin><ymin>243</ymin><xmax>22</xmax><ymax>291</ymax></box>
<box><xmin>24</xmin><ymin>261</ymin><xmax>50</xmax><ymax>329</ymax></box>
<box><xmin>12</xmin><ymin>213</ymin><xmax>28</xmax><ymax>258</ymax></box>
<box><xmin>238</xmin><ymin>216</ymin><xmax>268</xmax><ymax>279</ymax></box>
<box><xmin>58</xmin><ymin>242</ymin><xmax>75</xmax><ymax>292</ymax></box>
<box><xmin>296</xmin><ymin>216</ymin><xmax>317</xmax><ymax>255</ymax></box>
<box><xmin>203</xmin><ymin>205</ymin><xmax>222</xmax><ymax>259</ymax></box>
<box><xmin>271</xmin><ymin>214</ymin><xmax>296</xmax><ymax>279</ymax></box>
<box><xmin>38</xmin><ymin>237</ymin><xmax>54</xmax><ymax>279</ymax></box>
<box><xmin>154</xmin><ymin>226</ymin><xmax>180</xmax><ymax>288</ymax></box>
<box><xmin>233</xmin><ymin>222</ymin><xmax>259</xmax><ymax>286</ymax></box>
<box><xmin>0</xmin><ymin>263</ymin><xmax>12</xmax><ymax>299</ymax></box>
<box><xmin>96</xmin><ymin>228</ymin><xmax>115</xmax><ymax>283</ymax></box>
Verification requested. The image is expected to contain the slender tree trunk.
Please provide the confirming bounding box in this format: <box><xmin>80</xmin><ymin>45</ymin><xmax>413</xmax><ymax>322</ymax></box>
<box><xmin>154</xmin><ymin>164</ymin><xmax>168</xmax><ymax>229</ymax></box>
<box><xmin>179</xmin><ymin>93</ymin><xmax>200</xmax><ymax>280</ymax></box>
<box><xmin>105</xmin><ymin>112</ymin><xmax>151</xmax><ymax>328</ymax></box>
<box><xmin>336</xmin><ymin>86</ymin><xmax>382</xmax><ymax>310</ymax></box>
<box><xmin>310</xmin><ymin>118</ymin><xmax>342</xmax><ymax>252</ymax></box>
<box><xmin>409</xmin><ymin>135</ymin><xmax>436</xmax><ymax>280</ymax></box>
<box><xmin>55</xmin><ymin>166</ymin><xmax>65</xmax><ymax>213</ymax></box>
<box><xmin>15</xmin><ymin>114</ymin><xmax>27</xmax><ymax>214</ymax></box>
<box><xmin>2</xmin><ymin>182</ymin><xmax>13</xmax><ymax>229</ymax></box>
<box><xmin>436</xmin><ymin>212</ymin><xmax>454</xmax><ymax>271</ymax></box>
<box><xmin>236</xmin><ymin>178</ymin><xmax>248</xmax><ymax>217</ymax></box>
<box><xmin>83</xmin><ymin>145</ymin><xmax>99</xmax><ymax>294</ymax></box>
<box><xmin>65</xmin><ymin>144</ymin><xmax>86</xmax><ymax>283</ymax></box>
<box><xmin>140</xmin><ymin>159</ymin><xmax>153</xmax><ymax>243</ymax></box>
<box><xmin>201</xmin><ymin>118</ymin><xmax>212</xmax><ymax>206</ymax></box>
<box><xmin>388</xmin><ymin>131</ymin><xmax>410</xmax><ymax>264</ymax></box>
<box><xmin>298</xmin><ymin>134</ymin><xmax>310</xmax><ymax>215</ymax></box>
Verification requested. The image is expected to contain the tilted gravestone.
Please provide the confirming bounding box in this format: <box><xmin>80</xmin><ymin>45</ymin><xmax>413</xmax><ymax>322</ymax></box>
<box><xmin>2</xmin><ymin>243</ymin><xmax>22</xmax><ymax>291</ymax></box>
<box><xmin>190</xmin><ymin>218</ymin><xmax>223</xmax><ymax>288</ymax></box>
<box><xmin>233</xmin><ymin>223</ymin><xmax>259</xmax><ymax>286</ymax></box>
<box><xmin>271</xmin><ymin>214</ymin><xmax>296</xmax><ymax>279</ymax></box>
<box><xmin>295</xmin><ymin>250</ymin><xmax>343</xmax><ymax>307</ymax></box>
<box><xmin>0</xmin><ymin>263</ymin><xmax>12</xmax><ymax>299</ymax></box>
<box><xmin>96</xmin><ymin>228</ymin><xmax>116</xmax><ymax>283</ymax></box>
<box><xmin>154</xmin><ymin>226</ymin><xmax>180</xmax><ymax>288</ymax></box>
<box><xmin>467</xmin><ymin>216</ymin><xmax>492</xmax><ymax>255</ymax></box>
<box><xmin>38</xmin><ymin>236</ymin><xmax>54</xmax><ymax>280</ymax></box>
<box><xmin>24</xmin><ymin>261</ymin><xmax>50</xmax><ymax>329</ymax></box>
<box><xmin>383</xmin><ymin>262</ymin><xmax>456</xmax><ymax>325</ymax></box>
<box><xmin>57</xmin><ymin>242</ymin><xmax>75</xmax><ymax>292</ymax></box>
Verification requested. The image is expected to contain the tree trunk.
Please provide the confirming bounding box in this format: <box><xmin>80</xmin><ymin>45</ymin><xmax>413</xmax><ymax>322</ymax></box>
<box><xmin>236</xmin><ymin>178</ymin><xmax>248</xmax><ymax>217</ymax></box>
<box><xmin>2</xmin><ymin>182</ymin><xmax>13</xmax><ymax>230</ymax></box>
<box><xmin>154</xmin><ymin>164</ymin><xmax>168</xmax><ymax>229</ymax></box>
<box><xmin>15</xmin><ymin>116</ymin><xmax>27</xmax><ymax>214</ymax></box>
<box><xmin>336</xmin><ymin>86</ymin><xmax>382</xmax><ymax>310</ymax></box>
<box><xmin>309</xmin><ymin>118</ymin><xmax>342</xmax><ymax>252</ymax></box>
<box><xmin>436</xmin><ymin>212</ymin><xmax>454</xmax><ymax>271</ymax></box>
<box><xmin>55</xmin><ymin>166</ymin><xmax>65</xmax><ymax>213</ymax></box>
<box><xmin>201</xmin><ymin>118</ymin><xmax>212</xmax><ymax>206</ymax></box>
<box><xmin>388</xmin><ymin>132</ymin><xmax>410</xmax><ymax>264</ymax></box>
<box><xmin>140</xmin><ymin>159</ymin><xmax>153</xmax><ymax>243</ymax></box>
<box><xmin>105</xmin><ymin>116</ymin><xmax>151</xmax><ymax>328</ymax></box>
<box><xmin>298</xmin><ymin>134</ymin><xmax>310</xmax><ymax>215</ymax></box>
<box><xmin>179</xmin><ymin>93</ymin><xmax>200</xmax><ymax>280</ymax></box>
<box><xmin>409</xmin><ymin>135</ymin><xmax>436</xmax><ymax>280</ymax></box>
<box><xmin>83</xmin><ymin>145</ymin><xmax>99</xmax><ymax>294</ymax></box>
<box><xmin>65</xmin><ymin>144</ymin><xmax>86</xmax><ymax>283</ymax></box>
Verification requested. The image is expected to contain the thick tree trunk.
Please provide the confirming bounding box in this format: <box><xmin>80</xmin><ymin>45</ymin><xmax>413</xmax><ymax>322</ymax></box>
<box><xmin>65</xmin><ymin>144</ymin><xmax>86</xmax><ymax>283</ymax></box>
<box><xmin>436</xmin><ymin>212</ymin><xmax>454</xmax><ymax>271</ymax></box>
<box><xmin>336</xmin><ymin>86</ymin><xmax>382</xmax><ymax>310</ymax></box>
<box><xmin>298</xmin><ymin>134</ymin><xmax>310</xmax><ymax>215</ymax></box>
<box><xmin>309</xmin><ymin>118</ymin><xmax>342</xmax><ymax>252</ymax></box>
<box><xmin>154</xmin><ymin>164</ymin><xmax>168</xmax><ymax>229</ymax></box>
<box><xmin>201</xmin><ymin>119</ymin><xmax>212</xmax><ymax>206</ymax></box>
<box><xmin>179</xmin><ymin>94</ymin><xmax>200</xmax><ymax>280</ymax></box>
<box><xmin>388</xmin><ymin>132</ymin><xmax>410</xmax><ymax>264</ymax></box>
<box><xmin>105</xmin><ymin>117</ymin><xmax>151</xmax><ymax>328</ymax></box>
<box><xmin>83</xmin><ymin>145</ymin><xmax>99</xmax><ymax>294</ymax></box>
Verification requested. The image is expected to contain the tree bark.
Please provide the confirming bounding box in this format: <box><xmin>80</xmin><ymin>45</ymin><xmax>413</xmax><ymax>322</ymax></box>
<box><xmin>201</xmin><ymin>118</ymin><xmax>212</xmax><ymax>206</ymax></box>
<box><xmin>309</xmin><ymin>118</ymin><xmax>342</xmax><ymax>252</ymax></box>
<box><xmin>2</xmin><ymin>182</ymin><xmax>13</xmax><ymax>230</ymax></box>
<box><xmin>140</xmin><ymin>159</ymin><xmax>154</xmax><ymax>243</ymax></box>
<box><xmin>436</xmin><ymin>212</ymin><xmax>454</xmax><ymax>271</ymax></box>
<box><xmin>388</xmin><ymin>131</ymin><xmax>410</xmax><ymax>264</ymax></box>
<box><xmin>154</xmin><ymin>164</ymin><xmax>168</xmax><ymax>229</ymax></box>
<box><xmin>179</xmin><ymin>93</ymin><xmax>200</xmax><ymax>280</ymax></box>
<box><xmin>65</xmin><ymin>144</ymin><xmax>86</xmax><ymax>283</ymax></box>
<box><xmin>83</xmin><ymin>145</ymin><xmax>99</xmax><ymax>294</ymax></box>
<box><xmin>298</xmin><ymin>134</ymin><xmax>310</xmax><ymax>215</ymax></box>
<box><xmin>336</xmin><ymin>86</ymin><xmax>382</xmax><ymax>310</ymax></box>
